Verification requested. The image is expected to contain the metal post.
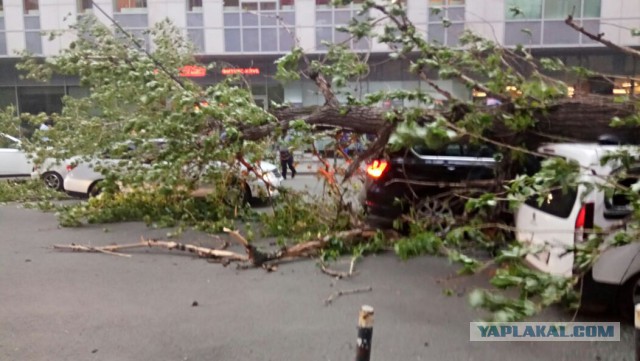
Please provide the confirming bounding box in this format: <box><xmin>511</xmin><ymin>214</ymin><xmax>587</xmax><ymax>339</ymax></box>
<box><xmin>635</xmin><ymin>304</ymin><xmax>640</xmax><ymax>361</ymax></box>
<box><xmin>355</xmin><ymin>305</ymin><xmax>374</xmax><ymax>361</ymax></box>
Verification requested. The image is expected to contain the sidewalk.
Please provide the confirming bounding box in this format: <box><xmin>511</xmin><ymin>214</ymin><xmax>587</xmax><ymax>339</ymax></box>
<box><xmin>292</xmin><ymin>152</ymin><xmax>350</xmax><ymax>175</ymax></box>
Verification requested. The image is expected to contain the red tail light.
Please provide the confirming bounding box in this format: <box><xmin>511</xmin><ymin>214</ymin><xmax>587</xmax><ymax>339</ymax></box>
<box><xmin>366</xmin><ymin>160</ymin><xmax>388</xmax><ymax>179</ymax></box>
<box><xmin>575</xmin><ymin>203</ymin><xmax>594</xmax><ymax>243</ymax></box>
<box><xmin>66</xmin><ymin>164</ymin><xmax>76</xmax><ymax>172</ymax></box>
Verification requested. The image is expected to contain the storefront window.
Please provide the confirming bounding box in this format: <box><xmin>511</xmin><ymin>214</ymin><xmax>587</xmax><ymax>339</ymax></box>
<box><xmin>23</xmin><ymin>0</ymin><xmax>38</xmax><ymax>14</ymax></box>
<box><xmin>115</xmin><ymin>0</ymin><xmax>147</xmax><ymax>12</ymax></box>
<box><xmin>0</xmin><ymin>87</ymin><xmax>16</xmax><ymax>112</ymax></box>
<box><xmin>18</xmin><ymin>87</ymin><xmax>65</xmax><ymax>115</ymax></box>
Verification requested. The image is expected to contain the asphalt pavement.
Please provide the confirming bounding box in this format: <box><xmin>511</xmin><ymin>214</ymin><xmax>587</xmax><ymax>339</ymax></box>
<box><xmin>0</xmin><ymin>177</ymin><xmax>637</xmax><ymax>360</ymax></box>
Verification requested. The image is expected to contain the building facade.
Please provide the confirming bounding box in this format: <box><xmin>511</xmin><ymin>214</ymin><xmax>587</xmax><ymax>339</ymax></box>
<box><xmin>0</xmin><ymin>0</ymin><xmax>638</xmax><ymax>114</ymax></box>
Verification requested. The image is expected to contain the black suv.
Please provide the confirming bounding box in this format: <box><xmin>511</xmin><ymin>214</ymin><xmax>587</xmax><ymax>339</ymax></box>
<box><xmin>362</xmin><ymin>142</ymin><xmax>504</xmax><ymax>228</ymax></box>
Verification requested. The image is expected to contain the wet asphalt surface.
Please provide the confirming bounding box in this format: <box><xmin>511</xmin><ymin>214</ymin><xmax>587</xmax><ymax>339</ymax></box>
<box><xmin>0</xmin><ymin>176</ymin><xmax>637</xmax><ymax>360</ymax></box>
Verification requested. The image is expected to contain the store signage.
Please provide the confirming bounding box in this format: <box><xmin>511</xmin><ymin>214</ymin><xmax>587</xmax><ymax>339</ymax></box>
<box><xmin>221</xmin><ymin>67</ymin><xmax>261</xmax><ymax>76</ymax></box>
<box><xmin>178</xmin><ymin>65</ymin><xmax>206</xmax><ymax>77</ymax></box>
<box><xmin>153</xmin><ymin>65</ymin><xmax>207</xmax><ymax>77</ymax></box>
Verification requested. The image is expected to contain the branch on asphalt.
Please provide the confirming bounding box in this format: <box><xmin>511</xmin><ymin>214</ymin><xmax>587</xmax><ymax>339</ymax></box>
<box><xmin>324</xmin><ymin>286</ymin><xmax>373</xmax><ymax>306</ymax></box>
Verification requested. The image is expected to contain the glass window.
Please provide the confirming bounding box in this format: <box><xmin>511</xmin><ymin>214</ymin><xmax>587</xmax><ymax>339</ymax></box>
<box><xmin>78</xmin><ymin>0</ymin><xmax>92</xmax><ymax>12</ymax></box>
<box><xmin>525</xmin><ymin>188</ymin><xmax>578</xmax><ymax>218</ymax></box>
<box><xmin>242</xmin><ymin>2</ymin><xmax>258</xmax><ymax>10</ymax></box>
<box><xmin>316</xmin><ymin>0</ymin><xmax>330</xmax><ymax>6</ymax></box>
<box><xmin>24</xmin><ymin>0</ymin><xmax>38</xmax><ymax>13</ymax></box>
<box><xmin>0</xmin><ymin>87</ymin><xmax>16</xmax><ymax>111</ymax></box>
<box><xmin>505</xmin><ymin>0</ymin><xmax>542</xmax><ymax>20</ymax></box>
<box><xmin>0</xmin><ymin>0</ymin><xmax>5</xmax><ymax>12</ymax></box>
<box><xmin>224</xmin><ymin>0</ymin><xmax>239</xmax><ymax>8</ymax></box>
<box><xmin>115</xmin><ymin>0</ymin><xmax>147</xmax><ymax>12</ymax></box>
<box><xmin>260</xmin><ymin>2</ymin><xmax>276</xmax><ymax>10</ymax></box>
<box><xmin>18</xmin><ymin>86</ymin><xmax>65</xmax><ymax>115</ymax></box>
<box><xmin>544</xmin><ymin>0</ymin><xmax>580</xmax><ymax>20</ymax></box>
<box><xmin>281</xmin><ymin>0</ymin><xmax>294</xmax><ymax>8</ymax></box>
<box><xmin>429</xmin><ymin>0</ymin><xmax>464</xmax><ymax>4</ymax></box>
<box><xmin>188</xmin><ymin>0</ymin><xmax>202</xmax><ymax>11</ymax></box>
<box><xmin>583</xmin><ymin>0</ymin><xmax>600</xmax><ymax>17</ymax></box>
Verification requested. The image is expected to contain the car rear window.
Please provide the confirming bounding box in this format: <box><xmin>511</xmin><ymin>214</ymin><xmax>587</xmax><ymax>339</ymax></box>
<box><xmin>525</xmin><ymin>188</ymin><xmax>578</xmax><ymax>219</ymax></box>
<box><xmin>522</xmin><ymin>155</ymin><xmax>578</xmax><ymax>219</ymax></box>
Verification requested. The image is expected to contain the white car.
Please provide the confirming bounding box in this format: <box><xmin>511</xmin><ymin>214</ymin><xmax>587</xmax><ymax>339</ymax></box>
<box><xmin>0</xmin><ymin>132</ymin><xmax>70</xmax><ymax>190</ymax></box>
<box><xmin>64</xmin><ymin>142</ymin><xmax>283</xmax><ymax>200</ymax></box>
<box><xmin>515</xmin><ymin>142</ymin><xmax>637</xmax><ymax>277</ymax></box>
<box><xmin>0</xmin><ymin>133</ymin><xmax>32</xmax><ymax>180</ymax></box>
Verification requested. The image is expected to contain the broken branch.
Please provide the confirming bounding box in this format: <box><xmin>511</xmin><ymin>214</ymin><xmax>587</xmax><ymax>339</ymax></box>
<box><xmin>324</xmin><ymin>286</ymin><xmax>373</xmax><ymax>306</ymax></box>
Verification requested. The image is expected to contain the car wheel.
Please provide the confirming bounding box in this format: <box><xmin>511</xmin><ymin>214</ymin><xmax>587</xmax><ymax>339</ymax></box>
<box><xmin>618</xmin><ymin>273</ymin><xmax>640</xmax><ymax>321</ymax></box>
<box><xmin>223</xmin><ymin>181</ymin><xmax>251</xmax><ymax>206</ymax></box>
<box><xmin>41</xmin><ymin>171</ymin><xmax>63</xmax><ymax>191</ymax></box>
<box><xmin>415</xmin><ymin>196</ymin><xmax>456</xmax><ymax>235</ymax></box>
<box><xmin>88</xmin><ymin>181</ymin><xmax>103</xmax><ymax>198</ymax></box>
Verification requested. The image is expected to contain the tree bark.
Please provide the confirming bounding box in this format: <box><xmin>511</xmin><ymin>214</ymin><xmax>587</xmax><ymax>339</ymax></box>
<box><xmin>256</xmin><ymin>96</ymin><xmax>638</xmax><ymax>147</ymax></box>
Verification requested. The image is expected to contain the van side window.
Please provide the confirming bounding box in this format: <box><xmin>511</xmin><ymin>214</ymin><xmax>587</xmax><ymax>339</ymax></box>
<box><xmin>523</xmin><ymin>155</ymin><xmax>577</xmax><ymax>219</ymax></box>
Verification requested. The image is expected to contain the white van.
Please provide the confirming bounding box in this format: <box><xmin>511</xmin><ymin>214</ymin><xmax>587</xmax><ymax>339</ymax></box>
<box><xmin>516</xmin><ymin>143</ymin><xmax>636</xmax><ymax>277</ymax></box>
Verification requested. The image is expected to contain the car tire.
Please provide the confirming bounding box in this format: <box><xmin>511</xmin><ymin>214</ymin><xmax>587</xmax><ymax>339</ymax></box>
<box><xmin>41</xmin><ymin>171</ymin><xmax>63</xmax><ymax>191</ymax></box>
<box><xmin>88</xmin><ymin>181</ymin><xmax>104</xmax><ymax>198</ymax></box>
<box><xmin>618</xmin><ymin>273</ymin><xmax>640</xmax><ymax>321</ymax></box>
<box><xmin>223</xmin><ymin>180</ymin><xmax>251</xmax><ymax>206</ymax></box>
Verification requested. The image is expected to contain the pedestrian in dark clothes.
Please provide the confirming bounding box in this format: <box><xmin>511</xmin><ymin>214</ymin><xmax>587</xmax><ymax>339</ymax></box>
<box><xmin>279</xmin><ymin>145</ymin><xmax>296</xmax><ymax>179</ymax></box>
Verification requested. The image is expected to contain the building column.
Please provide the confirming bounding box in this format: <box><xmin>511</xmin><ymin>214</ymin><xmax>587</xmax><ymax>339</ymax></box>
<box><xmin>203</xmin><ymin>0</ymin><xmax>224</xmax><ymax>54</ymax></box>
<box><xmin>295</xmin><ymin>0</ymin><xmax>315</xmax><ymax>49</ymax></box>
<box><xmin>4</xmin><ymin>0</ymin><xmax>26</xmax><ymax>54</ymax></box>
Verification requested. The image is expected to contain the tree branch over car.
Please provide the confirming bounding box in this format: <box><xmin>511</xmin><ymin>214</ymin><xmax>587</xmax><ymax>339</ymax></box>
<box><xmin>6</xmin><ymin>1</ymin><xmax>640</xmax><ymax>322</ymax></box>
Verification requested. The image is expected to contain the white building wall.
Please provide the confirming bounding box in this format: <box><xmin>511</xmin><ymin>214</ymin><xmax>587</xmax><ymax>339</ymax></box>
<box><xmin>600</xmin><ymin>0</ymin><xmax>640</xmax><ymax>47</ymax></box>
<box><xmin>4</xmin><ymin>0</ymin><xmax>26</xmax><ymax>55</ymax></box>
<box><xmin>92</xmin><ymin>0</ymin><xmax>116</xmax><ymax>29</ymax></box>
<box><xmin>203</xmin><ymin>0</ymin><xmax>224</xmax><ymax>53</ymax></box>
<box><xmin>40</xmin><ymin>0</ymin><xmax>76</xmax><ymax>56</ymax></box>
<box><xmin>465</xmin><ymin>0</ymin><xmax>505</xmax><ymax>44</ymax></box>
<box><xmin>296</xmin><ymin>0</ymin><xmax>315</xmax><ymax>50</ymax></box>
<box><xmin>148</xmin><ymin>0</ymin><xmax>187</xmax><ymax>51</ymax></box>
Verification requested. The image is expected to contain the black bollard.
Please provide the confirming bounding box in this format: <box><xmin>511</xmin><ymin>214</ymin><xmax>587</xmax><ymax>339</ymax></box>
<box><xmin>636</xmin><ymin>304</ymin><xmax>640</xmax><ymax>361</ymax></box>
<box><xmin>355</xmin><ymin>305</ymin><xmax>374</xmax><ymax>361</ymax></box>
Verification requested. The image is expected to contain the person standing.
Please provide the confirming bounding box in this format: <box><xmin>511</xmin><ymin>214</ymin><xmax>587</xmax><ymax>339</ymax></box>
<box><xmin>278</xmin><ymin>143</ymin><xmax>296</xmax><ymax>179</ymax></box>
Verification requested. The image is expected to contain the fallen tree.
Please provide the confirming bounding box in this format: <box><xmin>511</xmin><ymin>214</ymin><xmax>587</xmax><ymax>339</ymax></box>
<box><xmin>6</xmin><ymin>2</ymin><xmax>640</xmax><ymax>323</ymax></box>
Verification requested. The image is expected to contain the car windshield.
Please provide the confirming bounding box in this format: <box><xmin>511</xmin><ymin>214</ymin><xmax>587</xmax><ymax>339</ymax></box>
<box><xmin>0</xmin><ymin>134</ymin><xmax>20</xmax><ymax>149</ymax></box>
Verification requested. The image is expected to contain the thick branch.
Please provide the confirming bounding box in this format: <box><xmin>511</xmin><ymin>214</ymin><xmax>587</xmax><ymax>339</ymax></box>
<box><xmin>565</xmin><ymin>15</ymin><xmax>640</xmax><ymax>60</ymax></box>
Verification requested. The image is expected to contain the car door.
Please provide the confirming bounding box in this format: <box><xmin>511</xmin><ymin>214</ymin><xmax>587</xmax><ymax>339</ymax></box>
<box><xmin>0</xmin><ymin>134</ymin><xmax>32</xmax><ymax>179</ymax></box>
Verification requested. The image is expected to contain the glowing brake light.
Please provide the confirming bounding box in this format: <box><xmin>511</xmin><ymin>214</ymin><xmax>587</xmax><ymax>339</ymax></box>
<box><xmin>575</xmin><ymin>203</ymin><xmax>594</xmax><ymax>243</ymax></box>
<box><xmin>366</xmin><ymin>160</ymin><xmax>388</xmax><ymax>179</ymax></box>
<box><xmin>66</xmin><ymin>164</ymin><xmax>76</xmax><ymax>172</ymax></box>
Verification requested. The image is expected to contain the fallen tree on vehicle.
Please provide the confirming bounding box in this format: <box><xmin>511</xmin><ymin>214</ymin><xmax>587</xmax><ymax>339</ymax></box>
<box><xmin>6</xmin><ymin>1</ymin><xmax>640</xmax><ymax>322</ymax></box>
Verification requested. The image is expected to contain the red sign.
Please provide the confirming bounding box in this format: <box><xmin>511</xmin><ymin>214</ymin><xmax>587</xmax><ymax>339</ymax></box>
<box><xmin>221</xmin><ymin>67</ymin><xmax>260</xmax><ymax>76</ymax></box>
<box><xmin>179</xmin><ymin>65</ymin><xmax>206</xmax><ymax>77</ymax></box>
<box><xmin>153</xmin><ymin>65</ymin><xmax>207</xmax><ymax>77</ymax></box>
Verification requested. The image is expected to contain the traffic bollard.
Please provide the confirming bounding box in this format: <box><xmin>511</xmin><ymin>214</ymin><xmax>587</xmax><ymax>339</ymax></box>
<box><xmin>355</xmin><ymin>305</ymin><xmax>374</xmax><ymax>361</ymax></box>
<box><xmin>636</xmin><ymin>304</ymin><xmax>640</xmax><ymax>361</ymax></box>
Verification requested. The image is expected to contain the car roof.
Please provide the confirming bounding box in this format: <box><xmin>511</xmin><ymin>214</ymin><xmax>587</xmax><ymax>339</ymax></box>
<box><xmin>538</xmin><ymin>143</ymin><xmax>638</xmax><ymax>167</ymax></box>
<box><xmin>0</xmin><ymin>132</ymin><xmax>20</xmax><ymax>143</ymax></box>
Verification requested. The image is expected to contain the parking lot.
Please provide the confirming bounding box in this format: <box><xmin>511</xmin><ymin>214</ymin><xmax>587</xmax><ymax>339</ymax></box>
<box><xmin>1</xmin><ymin>201</ymin><xmax>636</xmax><ymax>361</ymax></box>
